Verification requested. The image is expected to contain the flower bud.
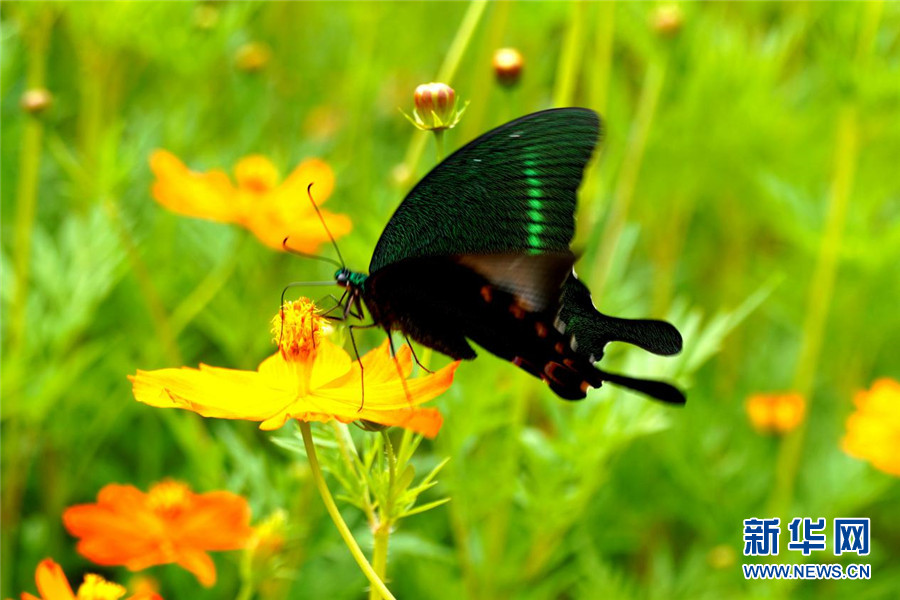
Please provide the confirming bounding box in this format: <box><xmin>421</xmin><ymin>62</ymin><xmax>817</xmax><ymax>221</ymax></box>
<box><xmin>404</xmin><ymin>82</ymin><xmax>467</xmax><ymax>131</ymax></box>
<box><xmin>493</xmin><ymin>48</ymin><xmax>523</xmax><ymax>87</ymax></box>
<box><xmin>235</xmin><ymin>42</ymin><xmax>271</xmax><ymax>72</ymax></box>
<box><xmin>652</xmin><ymin>5</ymin><xmax>683</xmax><ymax>38</ymax></box>
<box><xmin>20</xmin><ymin>88</ymin><xmax>52</xmax><ymax>114</ymax></box>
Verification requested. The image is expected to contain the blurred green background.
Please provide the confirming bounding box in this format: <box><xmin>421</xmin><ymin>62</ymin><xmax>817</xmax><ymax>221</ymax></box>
<box><xmin>2</xmin><ymin>1</ymin><xmax>899</xmax><ymax>598</ymax></box>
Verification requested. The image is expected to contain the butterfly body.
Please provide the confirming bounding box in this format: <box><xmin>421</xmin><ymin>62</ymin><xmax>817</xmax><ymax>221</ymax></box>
<box><xmin>334</xmin><ymin>108</ymin><xmax>685</xmax><ymax>405</ymax></box>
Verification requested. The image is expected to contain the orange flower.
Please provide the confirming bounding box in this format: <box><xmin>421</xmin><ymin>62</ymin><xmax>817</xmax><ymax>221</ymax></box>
<box><xmin>19</xmin><ymin>558</ymin><xmax>161</xmax><ymax>600</ymax></box>
<box><xmin>130</xmin><ymin>298</ymin><xmax>457</xmax><ymax>438</ymax></box>
<box><xmin>745</xmin><ymin>392</ymin><xmax>806</xmax><ymax>434</ymax></box>
<box><xmin>62</xmin><ymin>481</ymin><xmax>252</xmax><ymax>587</ymax></box>
<box><xmin>149</xmin><ymin>151</ymin><xmax>351</xmax><ymax>252</ymax></box>
<box><xmin>842</xmin><ymin>378</ymin><xmax>900</xmax><ymax>476</ymax></box>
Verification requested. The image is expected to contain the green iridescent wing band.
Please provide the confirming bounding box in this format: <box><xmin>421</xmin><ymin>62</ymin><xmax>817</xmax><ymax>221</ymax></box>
<box><xmin>369</xmin><ymin>108</ymin><xmax>601</xmax><ymax>272</ymax></box>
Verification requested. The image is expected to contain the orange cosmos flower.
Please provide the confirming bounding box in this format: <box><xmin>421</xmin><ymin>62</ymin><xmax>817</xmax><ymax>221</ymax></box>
<box><xmin>745</xmin><ymin>392</ymin><xmax>806</xmax><ymax>434</ymax></box>
<box><xmin>62</xmin><ymin>481</ymin><xmax>252</xmax><ymax>587</ymax></box>
<box><xmin>149</xmin><ymin>151</ymin><xmax>351</xmax><ymax>252</ymax></box>
<box><xmin>19</xmin><ymin>558</ymin><xmax>162</xmax><ymax>600</ymax></box>
<box><xmin>842</xmin><ymin>378</ymin><xmax>900</xmax><ymax>476</ymax></box>
<box><xmin>130</xmin><ymin>298</ymin><xmax>457</xmax><ymax>438</ymax></box>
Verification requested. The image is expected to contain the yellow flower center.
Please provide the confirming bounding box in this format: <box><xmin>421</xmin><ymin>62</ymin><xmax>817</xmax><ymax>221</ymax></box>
<box><xmin>272</xmin><ymin>298</ymin><xmax>329</xmax><ymax>361</ymax></box>
<box><xmin>147</xmin><ymin>480</ymin><xmax>193</xmax><ymax>516</ymax></box>
<box><xmin>76</xmin><ymin>574</ymin><xmax>127</xmax><ymax>600</ymax></box>
<box><xmin>235</xmin><ymin>155</ymin><xmax>280</xmax><ymax>193</ymax></box>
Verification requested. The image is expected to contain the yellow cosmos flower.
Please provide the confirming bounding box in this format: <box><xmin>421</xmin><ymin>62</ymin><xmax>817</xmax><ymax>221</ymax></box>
<box><xmin>130</xmin><ymin>299</ymin><xmax>457</xmax><ymax>437</ymax></box>
<box><xmin>842</xmin><ymin>378</ymin><xmax>900</xmax><ymax>476</ymax></box>
<box><xmin>149</xmin><ymin>151</ymin><xmax>351</xmax><ymax>252</ymax></box>
<box><xmin>745</xmin><ymin>392</ymin><xmax>806</xmax><ymax>434</ymax></box>
<box><xmin>19</xmin><ymin>558</ymin><xmax>161</xmax><ymax>600</ymax></box>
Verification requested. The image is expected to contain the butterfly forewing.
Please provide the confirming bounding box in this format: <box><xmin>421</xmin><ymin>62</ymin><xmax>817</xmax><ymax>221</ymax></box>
<box><xmin>369</xmin><ymin>108</ymin><xmax>601</xmax><ymax>272</ymax></box>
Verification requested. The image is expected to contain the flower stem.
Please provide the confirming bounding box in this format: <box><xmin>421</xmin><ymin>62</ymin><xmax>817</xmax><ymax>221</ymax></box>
<box><xmin>768</xmin><ymin>105</ymin><xmax>859</xmax><ymax>518</ymax></box>
<box><xmin>10</xmin><ymin>8</ymin><xmax>53</xmax><ymax>354</ymax></box>
<box><xmin>400</xmin><ymin>0</ymin><xmax>487</xmax><ymax>182</ymax></box>
<box><xmin>369</xmin><ymin>525</ymin><xmax>391</xmax><ymax>600</ymax></box>
<box><xmin>299</xmin><ymin>422</ymin><xmax>397</xmax><ymax>600</ymax></box>
<box><xmin>590</xmin><ymin>58</ymin><xmax>666</xmax><ymax>294</ymax></box>
<box><xmin>369</xmin><ymin>431</ymin><xmax>396</xmax><ymax>600</ymax></box>
<box><xmin>766</xmin><ymin>1</ymin><xmax>878</xmax><ymax>519</ymax></box>
<box><xmin>433</xmin><ymin>129</ymin><xmax>446</xmax><ymax>162</ymax></box>
<box><xmin>552</xmin><ymin>0</ymin><xmax>587</xmax><ymax>107</ymax></box>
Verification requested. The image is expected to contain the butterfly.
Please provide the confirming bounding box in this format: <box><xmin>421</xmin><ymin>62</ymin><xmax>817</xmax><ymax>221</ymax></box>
<box><xmin>331</xmin><ymin>108</ymin><xmax>685</xmax><ymax>404</ymax></box>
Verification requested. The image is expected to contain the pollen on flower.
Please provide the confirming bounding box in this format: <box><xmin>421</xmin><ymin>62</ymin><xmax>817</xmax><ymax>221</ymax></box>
<box><xmin>272</xmin><ymin>298</ymin><xmax>330</xmax><ymax>360</ymax></box>
<box><xmin>147</xmin><ymin>480</ymin><xmax>193</xmax><ymax>515</ymax></box>
<box><xmin>76</xmin><ymin>573</ymin><xmax>127</xmax><ymax>600</ymax></box>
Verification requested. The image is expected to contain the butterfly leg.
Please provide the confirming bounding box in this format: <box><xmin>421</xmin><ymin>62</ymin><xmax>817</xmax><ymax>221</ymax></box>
<box><xmin>404</xmin><ymin>336</ymin><xmax>434</xmax><ymax>374</ymax></box>
<box><xmin>315</xmin><ymin>291</ymin><xmax>349</xmax><ymax>319</ymax></box>
<box><xmin>387</xmin><ymin>333</ymin><xmax>415</xmax><ymax>406</ymax></box>
<box><xmin>347</xmin><ymin>322</ymin><xmax>379</xmax><ymax>412</ymax></box>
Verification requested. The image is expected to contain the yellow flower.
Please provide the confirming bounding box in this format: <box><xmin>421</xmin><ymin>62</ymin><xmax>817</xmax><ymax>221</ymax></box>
<box><xmin>130</xmin><ymin>299</ymin><xmax>457</xmax><ymax>437</ymax></box>
<box><xmin>149</xmin><ymin>151</ymin><xmax>351</xmax><ymax>252</ymax></box>
<box><xmin>745</xmin><ymin>392</ymin><xmax>805</xmax><ymax>434</ymax></box>
<box><xmin>842</xmin><ymin>378</ymin><xmax>900</xmax><ymax>476</ymax></box>
<box><xmin>18</xmin><ymin>558</ymin><xmax>161</xmax><ymax>600</ymax></box>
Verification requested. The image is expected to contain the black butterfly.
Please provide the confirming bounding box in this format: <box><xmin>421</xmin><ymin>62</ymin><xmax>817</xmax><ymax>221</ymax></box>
<box><xmin>332</xmin><ymin>108</ymin><xmax>684</xmax><ymax>404</ymax></box>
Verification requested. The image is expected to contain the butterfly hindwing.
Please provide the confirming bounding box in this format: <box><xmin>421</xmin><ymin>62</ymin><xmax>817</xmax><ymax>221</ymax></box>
<box><xmin>369</xmin><ymin>108</ymin><xmax>601</xmax><ymax>272</ymax></box>
<box><xmin>559</xmin><ymin>274</ymin><xmax>683</xmax><ymax>361</ymax></box>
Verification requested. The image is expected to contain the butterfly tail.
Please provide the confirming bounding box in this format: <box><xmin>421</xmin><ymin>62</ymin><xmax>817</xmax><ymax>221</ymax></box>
<box><xmin>589</xmin><ymin>368</ymin><xmax>686</xmax><ymax>405</ymax></box>
<box><xmin>534</xmin><ymin>351</ymin><xmax>685</xmax><ymax>405</ymax></box>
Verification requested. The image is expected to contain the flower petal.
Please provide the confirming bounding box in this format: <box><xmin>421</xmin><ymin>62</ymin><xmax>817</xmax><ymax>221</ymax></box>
<box><xmin>149</xmin><ymin>150</ymin><xmax>238</xmax><ymax>222</ymax></box>
<box><xmin>34</xmin><ymin>559</ymin><xmax>75</xmax><ymax>600</ymax></box>
<box><xmin>316</xmin><ymin>360</ymin><xmax>459</xmax><ymax>411</ymax></box>
<box><xmin>352</xmin><ymin>340</ymin><xmax>414</xmax><ymax>384</ymax></box>
<box><xmin>173</xmin><ymin>547</ymin><xmax>217</xmax><ymax>588</ymax></box>
<box><xmin>278</xmin><ymin>158</ymin><xmax>335</xmax><ymax>206</ymax></box>
<box><xmin>358</xmin><ymin>407</ymin><xmax>444</xmax><ymax>438</ymax></box>
<box><xmin>130</xmin><ymin>365</ymin><xmax>293</xmax><ymax>423</ymax></box>
<box><xmin>309</xmin><ymin>339</ymin><xmax>353</xmax><ymax>390</ymax></box>
<box><xmin>174</xmin><ymin>491</ymin><xmax>253</xmax><ymax>551</ymax></box>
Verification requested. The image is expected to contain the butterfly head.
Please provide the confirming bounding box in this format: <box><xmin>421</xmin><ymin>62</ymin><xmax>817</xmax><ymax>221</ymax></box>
<box><xmin>334</xmin><ymin>268</ymin><xmax>367</xmax><ymax>289</ymax></box>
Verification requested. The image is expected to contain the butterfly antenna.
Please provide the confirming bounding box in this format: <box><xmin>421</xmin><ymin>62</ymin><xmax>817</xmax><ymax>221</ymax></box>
<box><xmin>307</xmin><ymin>183</ymin><xmax>346</xmax><ymax>268</ymax></box>
<box><xmin>281</xmin><ymin>238</ymin><xmax>343</xmax><ymax>269</ymax></box>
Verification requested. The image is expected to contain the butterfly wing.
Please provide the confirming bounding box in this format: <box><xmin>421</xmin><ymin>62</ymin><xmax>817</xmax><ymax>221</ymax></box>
<box><xmin>362</xmin><ymin>108</ymin><xmax>685</xmax><ymax>404</ymax></box>
<box><xmin>557</xmin><ymin>274</ymin><xmax>685</xmax><ymax>404</ymax></box>
<box><xmin>559</xmin><ymin>274</ymin><xmax>683</xmax><ymax>361</ymax></box>
<box><xmin>369</xmin><ymin>108</ymin><xmax>601</xmax><ymax>272</ymax></box>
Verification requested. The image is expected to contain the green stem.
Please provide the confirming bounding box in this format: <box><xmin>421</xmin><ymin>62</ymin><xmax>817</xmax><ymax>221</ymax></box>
<box><xmin>767</xmin><ymin>105</ymin><xmax>859</xmax><ymax>518</ymax></box>
<box><xmin>299</xmin><ymin>422</ymin><xmax>397</xmax><ymax>600</ymax></box>
<box><xmin>170</xmin><ymin>235</ymin><xmax>246</xmax><ymax>336</ymax></box>
<box><xmin>552</xmin><ymin>0</ymin><xmax>587</xmax><ymax>107</ymax></box>
<box><xmin>10</xmin><ymin>9</ymin><xmax>53</xmax><ymax>354</ymax></box>
<box><xmin>368</xmin><ymin>431</ymin><xmax>396</xmax><ymax>600</ymax></box>
<box><xmin>3</xmin><ymin>11</ymin><xmax>53</xmax><ymax>594</ymax></box>
<box><xmin>766</xmin><ymin>1</ymin><xmax>878</xmax><ymax>518</ymax></box>
<box><xmin>369</xmin><ymin>526</ymin><xmax>391</xmax><ymax>600</ymax></box>
<box><xmin>400</xmin><ymin>0</ymin><xmax>487</xmax><ymax>183</ymax></box>
<box><xmin>591</xmin><ymin>58</ymin><xmax>666</xmax><ymax>293</ymax></box>
<box><xmin>433</xmin><ymin>129</ymin><xmax>446</xmax><ymax>163</ymax></box>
